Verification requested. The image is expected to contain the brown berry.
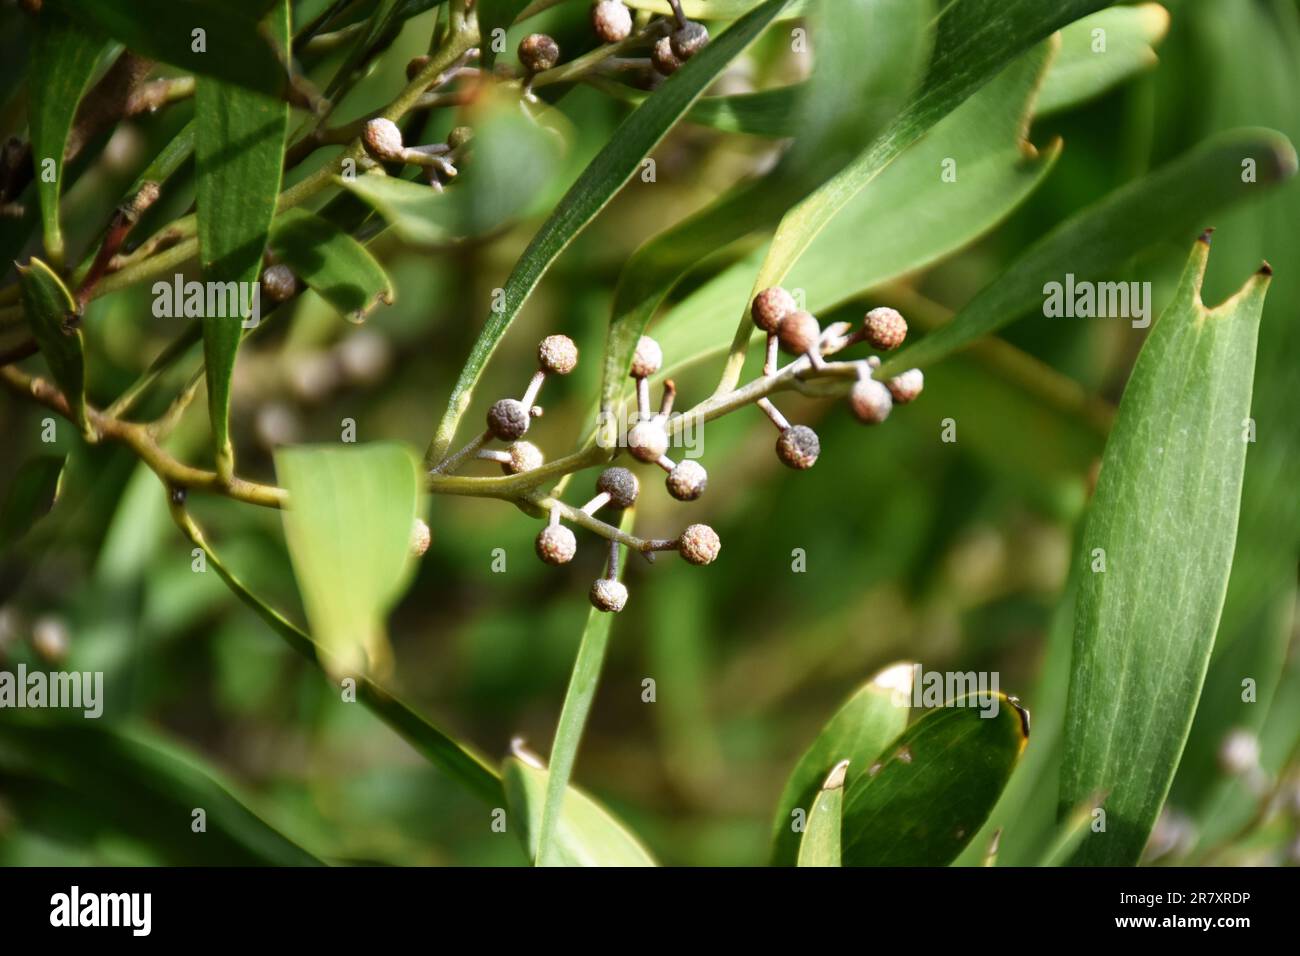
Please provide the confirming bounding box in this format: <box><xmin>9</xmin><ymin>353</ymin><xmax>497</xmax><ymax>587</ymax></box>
<box><xmin>538</xmin><ymin>334</ymin><xmax>578</xmax><ymax>375</ymax></box>
<box><xmin>597</xmin><ymin>466</ymin><xmax>639</xmax><ymax>507</ymax></box>
<box><xmin>849</xmin><ymin>378</ymin><xmax>892</xmax><ymax>425</ymax></box>
<box><xmin>666</xmin><ymin>459</ymin><xmax>707</xmax><ymax>501</ymax></box>
<box><xmin>863</xmin><ymin>307</ymin><xmax>908</xmax><ymax>350</ymax></box>
<box><xmin>678</xmin><ymin>523</ymin><xmax>721</xmax><ymax>565</ymax></box>
<box><xmin>776</xmin><ymin>425</ymin><xmax>820</xmax><ymax>469</ymax></box>
<box><xmin>590</xmin><ymin>577</ymin><xmax>629</xmax><ymax>612</ymax></box>
<box><xmin>363</xmin><ymin>117</ymin><xmax>405</xmax><ymax>161</ymax></box>
<box><xmin>630</xmin><ymin>335</ymin><xmax>663</xmax><ymax>378</ymax></box>
<box><xmin>592</xmin><ymin>1</ymin><xmax>633</xmax><ymax>43</ymax></box>
<box><xmin>627</xmin><ymin>420</ymin><xmax>669</xmax><ymax>463</ymax></box>
<box><xmin>778</xmin><ymin>310</ymin><xmax>821</xmax><ymax>355</ymax></box>
<box><xmin>261</xmin><ymin>264</ymin><xmax>298</xmax><ymax>303</ymax></box>
<box><xmin>519</xmin><ymin>33</ymin><xmax>560</xmax><ymax>73</ymax></box>
<box><xmin>670</xmin><ymin>21</ymin><xmax>709</xmax><ymax>59</ymax></box>
<box><xmin>752</xmin><ymin>287</ymin><xmax>796</xmax><ymax>333</ymax></box>
<box><xmin>887</xmin><ymin>368</ymin><xmax>924</xmax><ymax>404</ymax></box>
<box><xmin>487</xmin><ymin>398</ymin><xmax>530</xmax><ymax>440</ymax></box>
<box><xmin>536</xmin><ymin>525</ymin><xmax>577</xmax><ymax>565</ymax></box>
<box><xmin>651</xmin><ymin>36</ymin><xmax>683</xmax><ymax>75</ymax></box>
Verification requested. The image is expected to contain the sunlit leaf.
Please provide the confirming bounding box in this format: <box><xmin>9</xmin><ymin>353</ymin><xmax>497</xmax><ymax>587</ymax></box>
<box><xmin>1037</xmin><ymin>3</ymin><xmax>1170</xmax><ymax>117</ymax></box>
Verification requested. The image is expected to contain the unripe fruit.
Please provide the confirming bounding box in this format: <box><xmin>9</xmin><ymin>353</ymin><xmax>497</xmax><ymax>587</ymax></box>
<box><xmin>778</xmin><ymin>310</ymin><xmax>821</xmax><ymax>355</ymax></box>
<box><xmin>849</xmin><ymin>378</ymin><xmax>893</xmax><ymax>424</ymax></box>
<box><xmin>651</xmin><ymin>36</ymin><xmax>683</xmax><ymax>75</ymax></box>
<box><xmin>519</xmin><ymin>33</ymin><xmax>560</xmax><ymax>73</ymax></box>
<box><xmin>863</xmin><ymin>307</ymin><xmax>908</xmax><ymax>350</ymax></box>
<box><xmin>671</xmin><ymin>21</ymin><xmax>710</xmax><ymax>59</ymax></box>
<box><xmin>678</xmin><ymin>523</ymin><xmax>721</xmax><ymax>565</ymax></box>
<box><xmin>487</xmin><ymin>398</ymin><xmax>530</xmax><ymax>440</ymax></box>
<box><xmin>590</xmin><ymin>577</ymin><xmax>629</xmax><ymax>612</ymax></box>
<box><xmin>752</xmin><ymin>286</ymin><xmax>796</xmax><ymax>333</ymax></box>
<box><xmin>261</xmin><ymin>263</ymin><xmax>298</xmax><ymax>303</ymax></box>
<box><xmin>887</xmin><ymin>368</ymin><xmax>924</xmax><ymax>404</ymax></box>
<box><xmin>506</xmin><ymin>441</ymin><xmax>544</xmax><ymax>474</ymax></box>
<box><xmin>666</xmin><ymin>459</ymin><xmax>707</xmax><ymax>501</ymax></box>
<box><xmin>447</xmin><ymin>126</ymin><xmax>473</xmax><ymax>150</ymax></box>
<box><xmin>538</xmin><ymin>334</ymin><xmax>578</xmax><ymax>375</ymax></box>
<box><xmin>627</xmin><ymin>420</ymin><xmax>669</xmax><ymax>463</ymax></box>
<box><xmin>776</xmin><ymin>424</ymin><xmax>820</xmax><ymax>469</ymax></box>
<box><xmin>363</xmin><ymin>117</ymin><xmax>405</xmax><ymax>161</ymax></box>
<box><xmin>536</xmin><ymin>525</ymin><xmax>577</xmax><ymax>565</ymax></box>
<box><xmin>630</xmin><ymin>335</ymin><xmax>663</xmax><ymax>377</ymax></box>
<box><xmin>592</xmin><ymin>0</ymin><xmax>633</xmax><ymax>43</ymax></box>
<box><xmin>597</xmin><ymin>466</ymin><xmax>640</xmax><ymax>507</ymax></box>
<box><xmin>409</xmin><ymin>518</ymin><xmax>431</xmax><ymax>557</ymax></box>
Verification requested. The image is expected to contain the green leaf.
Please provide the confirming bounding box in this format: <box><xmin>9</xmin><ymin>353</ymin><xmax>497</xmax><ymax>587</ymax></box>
<box><xmin>878</xmin><ymin>129</ymin><xmax>1298</xmax><ymax>379</ymax></box>
<box><xmin>55</xmin><ymin>0</ymin><xmax>289</xmax><ymax>97</ymax></box>
<box><xmin>841</xmin><ymin>694</ymin><xmax>1029</xmax><ymax>866</ymax></box>
<box><xmin>0</xmin><ymin>455</ymin><xmax>65</xmax><ymax>548</ymax></box>
<box><xmin>172</xmin><ymin>506</ymin><xmax>502</xmax><ymax>804</ymax></box>
<box><xmin>1037</xmin><ymin>3</ymin><xmax>1170</xmax><ymax>117</ymax></box>
<box><xmin>195</xmin><ymin>0</ymin><xmax>290</xmax><ymax>477</ymax></box>
<box><xmin>651</xmin><ymin>40</ymin><xmax>1062</xmax><ymax>381</ymax></box>
<box><xmin>426</xmin><ymin>0</ymin><xmax>793</xmax><ymax>465</ymax></box>
<box><xmin>340</xmin><ymin>102</ymin><xmax>562</xmax><ymax>246</ymax></box>
<box><xmin>796</xmin><ymin>761</ymin><xmax>848</xmax><ymax>867</ymax></box>
<box><xmin>1058</xmin><ymin>240</ymin><xmax>1270</xmax><ymax>867</ymax></box>
<box><xmin>18</xmin><ymin>257</ymin><xmax>89</xmax><ymax>437</ymax></box>
<box><xmin>268</xmin><ymin>209</ymin><xmax>394</xmax><ymax>322</ymax></box>
<box><xmin>503</xmin><ymin>744</ymin><xmax>656</xmax><ymax>867</ymax></box>
<box><xmin>1039</xmin><ymin>792</ymin><xmax>1104</xmax><ymax>866</ymax></box>
<box><xmin>27</xmin><ymin>8</ymin><xmax>109</xmax><ymax>266</ymax></box>
<box><xmin>478</xmin><ymin>0</ymin><xmax>531</xmax><ymax>67</ymax></box>
<box><xmin>0</xmin><ymin>719</ymin><xmax>322</xmax><ymax>865</ymax></box>
<box><xmin>770</xmin><ymin>661</ymin><xmax>913</xmax><ymax>866</ymax></box>
<box><xmin>274</xmin><ymin>442</ymin><xmax>421</xmax><ymax>679</ymax></box>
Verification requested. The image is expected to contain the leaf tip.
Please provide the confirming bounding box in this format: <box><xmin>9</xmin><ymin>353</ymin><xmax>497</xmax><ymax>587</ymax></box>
<box><xmin>822</xmin><ymin>759</ymin><xmax>850</xmax><ymax>791</ymax></box>
<box><xmin>870</xmin><ymin>660</ymin><xmax>916</xmax><ymax>706</ymax></box>
<box><xmin>1006</xmin><ymin>694</ymin><xmax>1031</xmax><ymax>743</ymax></box>
<box><xmin>510</xmin><ymin>736</ymin><xmax>546</xmax><ymax>769</ymax></box>
<box><xmin>1197</xmin><ymin>227</ymin><xmax>1215</xmax><ymax>246</ymax></box>
<box><xmin>1257</xmin><ymin>259</ymin><xmax>1273</xmax><ymax>278</ymax></box>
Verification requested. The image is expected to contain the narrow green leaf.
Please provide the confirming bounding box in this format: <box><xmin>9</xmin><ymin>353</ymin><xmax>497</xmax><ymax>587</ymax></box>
<box><xmin>195</xmin><ymin>0</ymin><xmax>290</xmax><ymax>477</ymax></box>
<box><xmin>1059</xmin><ymin>240</ymin><xmax>1270</xmax><ymax>866</ymax></box>
<box><xmin>1039</xmin><ymin>792</ymin><xmax>1105</xmax><ymax>866</ymax></box>
<box><xmin>18</xmin><ymin>257</ymin><xmax>89</xmax><ymax>436</ymax></box>
<box><xmin>173</xmin><ymin>506</ymin><xmax>502</xmax><ymax>805</ymax></box>
<box><xmin>274</xmin><ymin>442</ymin><xmax>421</xmax><ymax>679</ymax></box>
<box><xmin>269</xmin><ymin>209</ymin><xmax>394</xmax><ymax>322</ymax></box>
<box><xmin>796</xmin><ymin>761</ymin><xmax>848</xmax><ymax>867</ymax></box>
<box><xmin>770</xmin><ymin>661</ymin><xmax>914</xmax><ymax>866</ymax></box>
<box><xmin>841</xmin><ymin>694</ymin><xmax>1030</xmax><ymax>866</ymax></box>
<box><xmin>1036</xmin><ymin>3</ymin><xmax>1169</xmax><ymax>117</ymax></box>
<box><xmin>55</xmin><ymin>0</ymin><xmax>288</xmax><ymax>97</ymax></box>
<box><xmin>28</xmin><ymin>8</ymin><xmax>109</xmax><ymax>266</ymax></box>
<box><xmin>0</xmin><ymin>455</ymin><xmax>65</xmax><ymax>548</ymax></box>
<box><xmin>878</xmin><ymin>129</ymin><xmax>1298</xmax><ymax>379</ymax></box>
<box><xmin>426</xmin><ymin>0</ymin><xmax>793</xmax><ymax>465</ymax></box>
<box><xmin>503</xmin><ymin>744</ymin><xmax>656</xmax><ymax>867</ymax></box>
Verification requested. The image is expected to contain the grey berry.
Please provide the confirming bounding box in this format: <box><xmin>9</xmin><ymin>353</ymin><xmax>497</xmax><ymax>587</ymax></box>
<box><xmin>630</xmin><ymin>335</ymin><xmax>663</xmax><ymax>377</ymax></box>
<box><xmin>849</xmin><ymin>378</ymin><xmax>892</xmax><ymax>425</ymax></box>
<box><xmin>487</xmin><ymin>398</ymin><xmax>530</xmax><ymax>440</ymax></box>
<box><xmin>651</xmin><ymin>36</ymin><xmax>683</xmax><ymax>75</ymax></box>
<box><xmin>778</xmin><ymin>310</ymin><xmax>821</xmax><ymax>355</ymax></box>
<box><xmin>863</xmin><ymin>307</ymin><xmax>908</xmax><ymax>350</ymax></box>
<box><xmin>519</xmin><ymin>33</ymin><xmax>560</xmax><ymax>73</ymax></box>
<box><xmin>409</xmin><ymin>518</ymin><xmax>431</xmax><ymax>557</ymax></box>
<box><xmin>887</xmin><ymin>368</ymin><xmax>924</xmax><ymax>404</ymax></box>
<box><xmin>506</xmin><ymin>441</ymin><xmax>544</xmax><ymax>474</ymax></box>
<box><xmin>363</xmin><ymin>117</ymin><xmax>405</xmax><ymax>161</ymax></box>
<box><xmin>592</xmin><ymin>0</ymin><xmax>633</xmax><ymax>43</ymax></box>
<box><xmin>776</xmin><ymin>424</ymin><xmax>820</xmax><ymax>469</ymax></box>
<box><xmin>597</xmin><ymin>466</ymin><xmax>639</xmax><ymax>507</ymax></box>
<box><xmin>627</xmin><ymin>420</ymin><xmax>669</xmax><ymax>463</ymax></box>
<box><xmin>536</xmin><ymin>525</ymin><xmax>577</xmax><ymax>565</ymax></box>
<box><xmin>678</xmin><ymin>523</ymin><xmax>721</xmax><ymax>565</ymax></box>
<box><xmin>538</xmin><ymin>334</ymin><xmax>578</xmax><ymax>375</ymax></box>
<box><xmin>590</xmin><ymin>577</ymin><xmax>629</xmax><ymax>612</ymax></box>
<box><xmin>752</xmin><ymin>286</ymin><xmax>796</xmax><ymax>333</ymax></box>
<box><xmin>666</xmin><ymin>459</ymin><xmax>707</xmax><ymax>501</ymax></box>
<box><xmin>670</xmin><ymin>21</ymin><xmax>709</xmax><ymax>59</ymax></box>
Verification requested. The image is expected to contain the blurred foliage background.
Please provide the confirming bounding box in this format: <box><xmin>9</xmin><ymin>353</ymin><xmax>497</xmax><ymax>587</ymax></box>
<box><xmin>0</xmin><ymin>0</ymin><xmax>1297</xmax><ymax>866</ymax></box>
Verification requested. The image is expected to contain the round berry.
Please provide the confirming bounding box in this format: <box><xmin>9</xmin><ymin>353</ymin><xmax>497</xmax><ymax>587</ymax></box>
<box><xmin>519</xmin><ymin>33</ymin><xmax>560</xmax><ymax>73</ymax></box>
<box><xmin>670</xmin><ymin>21</ymin><xmax>709</xmax><ymax>59</ymax></box>
<box><xmin>506</xmin><ymin>441</ymin><xmax>544</xmax><ymax>474</ymax></box>
<box><xmin>31</xmin><ymin>615</ymin><xmax>69</xmax><ymax>663</ymax></box>
<box><xmin>887</xmin><ymin>368</ymin><xmax>924</xmax><ymax>404</ymax></box>
<box><xmin>406</xmin><ymin>54</ymin><xmax>432</xmax><ymax>82</ymax></box>
<box><xmin>590</xmin><ymin>577</ymin><xmax>629</xmax><ymax>612</ymax></box>
<box><xmin>863</xmin><ymin>307</ymin><xmax>908</xmax><ymax>350</ymax></box>
<box><xmin>666</xmin><ymin>459</ymin><xmax>707</xmax><ymax>501</ymax></box>
<box><xmin>447</xmin><ymin>126</ymin><xmax>473</xmax><ymax>150</ymax></box>
<box><xmin>591</xmin><ymin>0</ymin><xmax>633</xmax><ymax>43</ymax></box>
<box><xmin>487</xmin><ymin>398</ymin><xmax>530</xmax><ymax>441</ymax></box>
<box><xmin>363</xmin><ymin>117</ymin><xmax>405</xmax><ymax>161</ymax></box>
<box><xmin>849</xmin><ymin>378</ymin><xmax>893</xmax><ymax>425</ymax></box>
<box><xmin>409</xmin><ymin>518</ymin><xmax>431</xmax><ymax>557</ymax></box>
<box><xmin>651</xmin><ymin>36</ymin><xmax>683</xmax><ymax>75</ymax></box>
<box><xmin>678</xmin><ymin>523</ymin><xmax>721</xmax><ymax>565</ymax></box>
<box><xmin>752</xmin><ymin>286</ymin><xmax>796</xmax><ymax>333</ymax></box>
<box><xmin>597</xmin><ymin>466</ymin><xmax>639</xmax><ymax>507</ymax></box>
<box><xmin>538</xmin><ymin>334</ymin><xmax>578</xmax><ymax>375</ymax></box>
<box><xmin>536</xmin><ymin>525</ymin><xmax>577</xmax><ymax>565</ymax></box>
<box><xmin>776</xmin><ymin>424</ymin><xmax>820</xmax><ymax>470</ymax></box>
<box><xmin>627</xmin><ymin>420</ymin><xmax>669</xmax><ymax>463</ymax></box>
<box><xmin>336</xmin><ymin>329</ymin><xmax>390</xmax><ymax>385</ymax></box>
<box><xmin>777</xmin><ymin>310</ymin><xmax>821</xmax><ymax>355</ymax></box>
<box><xmin>630</xmin><ymin>335</ymin><xmax>663</xmax><ymax>378</ymax></box>
<box><xmin>261</xmin><ymin>263</ymin><xmax>298</xmax><ymax>303</ymax></box>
